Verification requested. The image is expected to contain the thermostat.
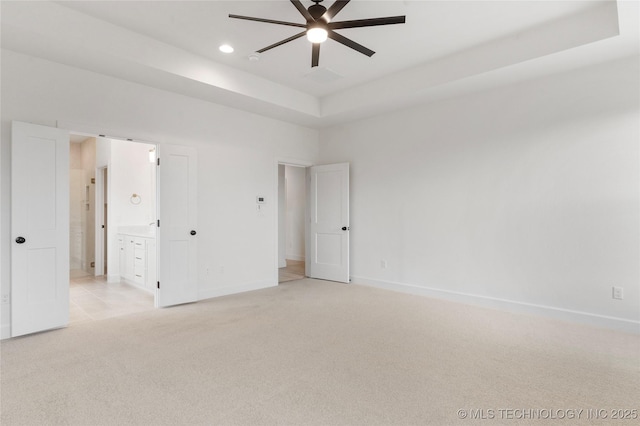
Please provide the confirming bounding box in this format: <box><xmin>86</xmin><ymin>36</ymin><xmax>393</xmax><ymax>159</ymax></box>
<box><xmin>256</xmin><ymin>196</ymin><xmax>266</xmax><ymax>204</ymax></box>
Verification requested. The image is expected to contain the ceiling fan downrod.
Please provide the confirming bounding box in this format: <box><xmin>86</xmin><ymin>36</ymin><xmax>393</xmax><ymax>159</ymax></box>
<box><xmin>308</xmin><ymin>0</ymin><xmax>327</xmax><ymax>21</ymax></box>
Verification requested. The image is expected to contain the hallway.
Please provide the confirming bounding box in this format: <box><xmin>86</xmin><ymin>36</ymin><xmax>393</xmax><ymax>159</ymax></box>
<box><xmin>278</xmin><ymin>260</ymin><xmax>305</xmax><ymax>283</ymax></box>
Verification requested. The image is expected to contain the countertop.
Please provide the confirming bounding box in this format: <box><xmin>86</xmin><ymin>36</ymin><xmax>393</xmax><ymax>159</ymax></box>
<box><xmin>118</xmin><ymin>226</ymin><xmax>156</xmax><ymax>238</ymax></box>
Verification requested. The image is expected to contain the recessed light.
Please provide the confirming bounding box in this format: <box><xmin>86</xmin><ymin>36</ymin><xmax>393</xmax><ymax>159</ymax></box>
<box><xmin>219</xmin><ymin>44</ymin><xmax>234</xmax><ymax>53</ymax></box>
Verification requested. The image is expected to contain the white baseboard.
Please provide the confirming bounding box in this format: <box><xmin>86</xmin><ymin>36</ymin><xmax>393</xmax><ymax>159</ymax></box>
<box><xmin>199</xmin><ymin>280</ymin><xmax>277</xmax><ymax>301</ymax></box>
<box><xmin>285</xmin><ymin>254</ymin><xmax>305</xmax><ymax>262</ymax></box>
<box><xmin>107</xmin><ymin>274</ymin><xmax>120</xmax><ymax>283</ymax></box>
<box><xmin>1</xmin><ymin>324</ymin><xmax>11</xmax><ymax>340</ymax></box>
<box><xmin>352</xmin><ymin>276</ymin><xmax>640</xmax><ymax>334</ymax></box>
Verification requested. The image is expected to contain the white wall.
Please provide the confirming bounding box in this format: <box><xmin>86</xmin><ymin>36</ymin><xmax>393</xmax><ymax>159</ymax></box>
<box><xmin>2</xmin><ymin>47</ymin><xmax>636</xmax><ymax>336</ymax></box>
<box><xmin>320</xmin><ymin>56</ymin><xmax>640</xmax><ymax>332</ymax></box>
<box><xmin>285</xmin><ymin>165</ymin><xmax>306</xmax><ymax>261</ymax></box>
<box><xmin>0</xmin><ymin>49</ymin><xmax>319</xmax><ymax>337</ymax></box>
<box><xmin>96</xmin><ymin>137</ymin><xmax>110</xmax><ymax>168</ymax></box>
<box><xmin>110</xmin><ymin>139</ymin><xmax>156</xmax><ymax>228</ymax></box>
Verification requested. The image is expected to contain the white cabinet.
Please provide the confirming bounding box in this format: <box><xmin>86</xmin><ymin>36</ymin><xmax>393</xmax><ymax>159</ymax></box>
<box><xmin>125</xmin><ymin>238</ymin><xmax>135</xmax><ymax>280</ymax></box>
<box><xmin>133</xmin><ymin>238</ymin><xmax>145</xmax><ymax>285</ymax></box>
<box><xmin>117</xmin><ymin>233</ymin><xmax>156</xmax><ymax>292</ymax></box>
<box><xmin>117</xmin><ymin>235</ymin><xmax>125</xmax><ymax>277</ymax></box>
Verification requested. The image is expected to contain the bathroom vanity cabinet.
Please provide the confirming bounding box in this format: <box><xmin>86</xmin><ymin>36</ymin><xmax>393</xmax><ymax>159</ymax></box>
<box><xmin>117</xmin><ymin>230</ymin><xmax>156</xmax><ymax>292</ymax></box>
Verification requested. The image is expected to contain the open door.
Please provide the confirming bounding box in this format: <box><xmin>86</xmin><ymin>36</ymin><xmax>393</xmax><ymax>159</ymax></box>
<box><xmin>156</xmin><ymin>144</ymin><xmax>198</xmax><ymax>307</ymax></box>
<box><xmin>11</xmin><ymin>121</ymin><xmax>70</xmax><ymax>337</ymax></box>
<box><xmin>308</xmin><ymin>163</ymin><xmax>350</xmax><ymax>283</ymax></box>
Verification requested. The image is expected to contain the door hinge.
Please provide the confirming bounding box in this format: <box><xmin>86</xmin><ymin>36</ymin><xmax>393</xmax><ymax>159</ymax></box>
<box><xmin>157</xmin><ymin>219</ymin><xmax>160</xmax><ymax>227</ymax></box>
<box><xmin>157</xmin><ymin>281</ymin><xmax>160</xmax><ymax>289</ymax></box>
<box><xmin>157</xmin><ymin>158</ymin><xmax>160</xmax><ymax>166</ymax></box>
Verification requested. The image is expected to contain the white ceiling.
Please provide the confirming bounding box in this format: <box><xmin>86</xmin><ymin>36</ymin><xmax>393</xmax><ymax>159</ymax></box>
<box><xmin>53</xmin><ymin>0</ymin><xmax>606</xmax><ymax>97</ymax></box>
<box><xmin>1</xmin><ymin>1</ymin><xmax>638</xmax><ymax>127</ymax></box>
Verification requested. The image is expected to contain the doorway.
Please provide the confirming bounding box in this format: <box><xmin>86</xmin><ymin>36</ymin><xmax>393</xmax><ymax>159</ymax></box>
<box><xmin>11</xmin><ymin>121</ymin><xmax>200</xmax><ymax>337</ymax></box>
<box><xmin>275</xmin><ymin>160</ymin><xmax>351</xmax><ymax>284</ymax></box>
<box><xmin>278</xmin><ymin>164</ymin><xmax>307</xmax><ymax>283</ymax></box>
<box><xmin>68</xmin><ymin>135</ymin><xmax>155</xmax><ymax>325</ymax></box>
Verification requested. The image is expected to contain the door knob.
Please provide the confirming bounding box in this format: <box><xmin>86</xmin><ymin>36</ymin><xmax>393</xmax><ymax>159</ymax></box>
<box><xmin>190</xmin><ymin>230</ymin><xmax>197</xmax><ymax>236</ymax></box>
<box><xmin>341</xmin><ymin>226</ymin><xmax>350</xmax><ymax>231</ymax></box>
<box><xmin>15</xmin><ymin>237</ymin><xmax>26</xmax><ymax>244</ymax></box>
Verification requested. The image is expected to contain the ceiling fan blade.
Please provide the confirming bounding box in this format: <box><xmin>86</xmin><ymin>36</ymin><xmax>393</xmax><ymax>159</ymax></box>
<box><xmin>256</xmin><ymin>31</ymin><xmax>307</xmax><ymax>53</ymax></box>
<box><xmin>311</xmin><ymin>43</ymin><xmax>320</xmax><ymax>67</ymax></box>
<box><xmin>229</xmin><ymin>14</ymin><xmax>306</xmax><ymax>28</ymax></box>
<box><xmin>321</xmin><ymin>0</ymin><xmax>350</xmax><ymax>23</ymax></box>
<box><xmin>329</xmin><ymin>15</ymin><xmax>406</xmax><ymax>30</ymax></box>
<box><xmin>290</xmin><ymin>0</ymin><xmax>314</xmax><ymax>22</ymax></box>
<box><xmin>327</xmin><ymin>30</ymin><xmax>375</xmax><ymax>57</ymax></box>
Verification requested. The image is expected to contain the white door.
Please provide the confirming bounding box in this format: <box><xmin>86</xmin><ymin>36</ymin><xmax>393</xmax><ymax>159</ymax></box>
<box><xmin>11</xmin><ymin>121</ymin><xmax>70</xmax><ymax>337</ymax></box>
<box><xmin>308</xmin><ymin>163</ymin><xmax>350</xmax><ymax>283</ymax></box>
<box><xmin>156</xmin><ymin>144</ymin><xmax>198</xmax><ymax>307</ymax></box>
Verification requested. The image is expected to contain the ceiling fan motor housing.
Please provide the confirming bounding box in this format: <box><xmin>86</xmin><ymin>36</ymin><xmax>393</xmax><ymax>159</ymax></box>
<box><xmin>308</xmin><ymin>3</ymin><xmax>327</xmax><ymax>21</ymax></box>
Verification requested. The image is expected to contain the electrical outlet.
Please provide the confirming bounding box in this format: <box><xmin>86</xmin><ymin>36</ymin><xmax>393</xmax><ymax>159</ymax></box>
<box><xmin>612</xmin><ymin>286</ymin><xmax>624</xmax><ymax>300</ymax></box>
<box><xmin>1</xmin><ymin>293</ymin><xmax>9</xmax><ymax>304</ymax></box>
<box><xmin>381</xmin><ymin>260</ymin><xmax>387</xmax><ymax>269</ymax></box>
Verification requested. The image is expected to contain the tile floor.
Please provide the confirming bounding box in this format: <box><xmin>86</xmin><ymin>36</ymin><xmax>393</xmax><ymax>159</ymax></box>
<box><xmin>278</xmin><ymin>260</ymin><xmax>305</xmax><ymax>283</ymax></box>
<box><xmin>69</xmin><ymin>270</ymin><xmax>154</xmax><ymax>325</ymax></box>
<box><xmin>70</xmin><ymin>260</ymin><xmax>304</xmax><ymax>325</ymax></box>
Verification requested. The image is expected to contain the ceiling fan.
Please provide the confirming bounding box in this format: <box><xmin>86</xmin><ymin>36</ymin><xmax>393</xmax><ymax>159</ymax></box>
<box><xmin>229</xmin><ymin>0</ymin><xmax>406</xmax><ymax>67</ymax></box>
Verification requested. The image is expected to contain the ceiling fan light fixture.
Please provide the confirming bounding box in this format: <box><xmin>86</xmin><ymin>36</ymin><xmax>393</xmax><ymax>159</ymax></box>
<box><xmin>307</xmin><ymin>27</ymin><xmax>328</xmax><ymax>44</ymax></box>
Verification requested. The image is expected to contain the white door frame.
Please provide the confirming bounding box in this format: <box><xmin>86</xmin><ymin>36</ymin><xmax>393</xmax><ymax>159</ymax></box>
<box><xmin>94</xmin><ymin>166</ymin><xmax>106</xmax><ymax>276</ymax></box>
<box><xmin>274</xmin><ymin>158</ymin><xmax>313</xmax><ymax>283</ymax></box>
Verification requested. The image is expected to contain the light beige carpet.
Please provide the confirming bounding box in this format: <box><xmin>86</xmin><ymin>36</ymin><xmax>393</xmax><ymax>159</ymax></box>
<box><xmin>1</xmin><ymin>279</ymin><xmax>638</xmax><ymax>425</ymax></box>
